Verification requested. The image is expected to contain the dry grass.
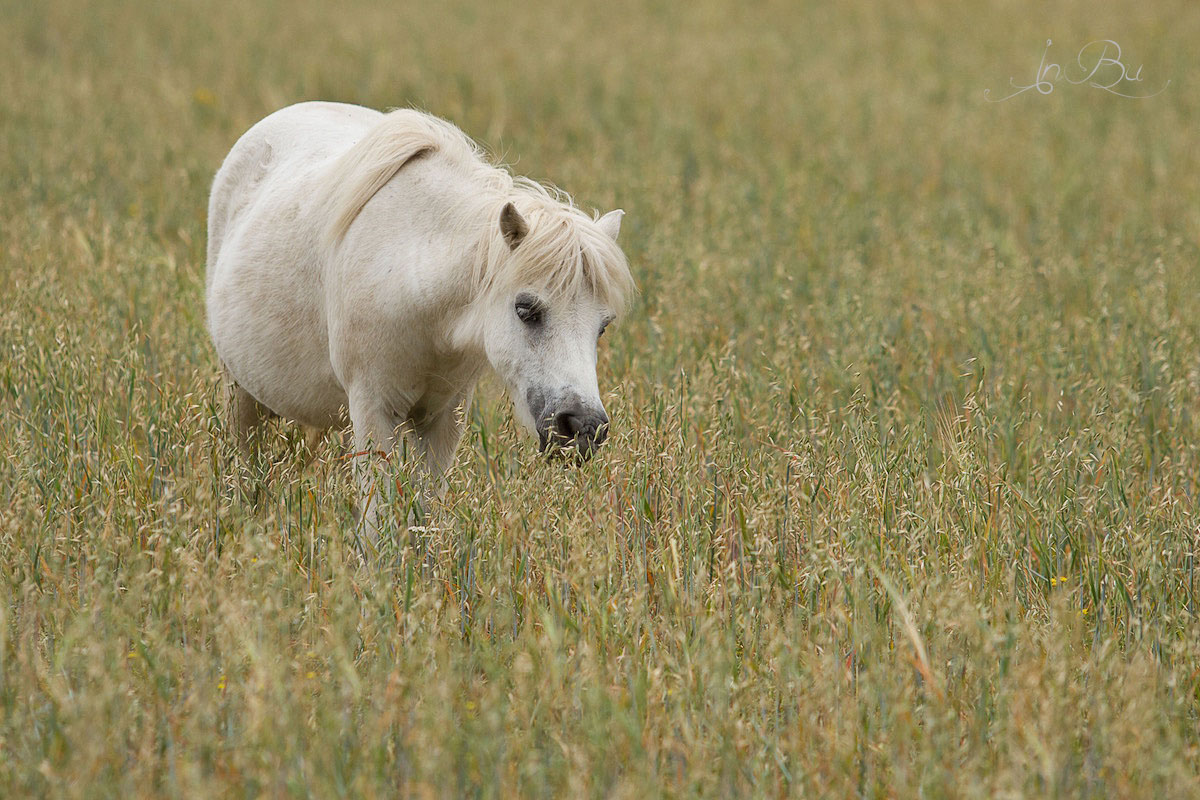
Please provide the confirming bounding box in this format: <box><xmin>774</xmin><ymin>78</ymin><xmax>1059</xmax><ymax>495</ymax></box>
<box><xmin>2</xmin><ymin>0</ymin><xmax>1199</xmax><ymax>796</ymax></box>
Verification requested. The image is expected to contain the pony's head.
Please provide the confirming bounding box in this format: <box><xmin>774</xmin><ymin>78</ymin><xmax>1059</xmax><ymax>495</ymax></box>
<box><xmin>459</xmin><ymin>196</ymin><xmax>633</xmax><ymax>461</ymax></box>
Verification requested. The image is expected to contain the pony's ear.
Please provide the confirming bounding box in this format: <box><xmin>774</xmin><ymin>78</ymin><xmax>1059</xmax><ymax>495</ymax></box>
<box><xmin>596</xmin><ymin>209</ymin><xmax>624</xmax><ymax>242</ymax></box>
<box><xmin>499</xmin><ymin>202</ymin><xmax>529</xmax><ymax>250</ymax></box>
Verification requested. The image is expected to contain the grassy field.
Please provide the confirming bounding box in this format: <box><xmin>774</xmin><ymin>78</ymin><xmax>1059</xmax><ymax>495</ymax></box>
<box><xmin>2</xmin><ymin>0</ymin><xmax>1199</xmax><ymax>796</ymax></box>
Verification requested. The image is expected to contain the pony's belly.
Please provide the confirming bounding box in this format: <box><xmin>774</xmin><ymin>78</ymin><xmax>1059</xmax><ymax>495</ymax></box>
<box><xmin>241</xmin><ymin>357</ymin><xmax>346</xmax><ymax>429</ymax></box>
<box><xmin>208</xmin><ymin>271</ymin><xmax>346</xmax><ymax>429</ymax></box>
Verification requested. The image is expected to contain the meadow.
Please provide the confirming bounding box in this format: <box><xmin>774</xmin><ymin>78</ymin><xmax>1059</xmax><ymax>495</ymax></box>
<box><xmin>2</xmin><ymin>0</ymin><xmax>1199</xmax><ymax>796</ymax></box>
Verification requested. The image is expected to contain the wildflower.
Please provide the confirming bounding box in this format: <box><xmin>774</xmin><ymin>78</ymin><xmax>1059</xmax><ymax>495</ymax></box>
<box><xmin>217</xmin><ymin>674</ymin><xmax>227</xmax><ymax>691</ymax></box>
<box><xmin>305</xmin><ymin>671</ymin><xmax>316</xmax><ymax>679</ymax></box>
<box><xmin>193</xmin><ymin>87</ymin><xmax>216</xmax><ymax>107</ymax></box>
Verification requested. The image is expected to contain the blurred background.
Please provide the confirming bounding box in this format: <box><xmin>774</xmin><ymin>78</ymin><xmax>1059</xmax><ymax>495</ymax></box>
<box><xmin>1</xmin><ymin>0</ymin><xmax>1198</xmax><ymax>795</ymax></box>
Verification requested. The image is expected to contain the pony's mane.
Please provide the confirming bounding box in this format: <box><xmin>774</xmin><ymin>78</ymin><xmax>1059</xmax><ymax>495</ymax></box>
<box><xmin>318</xmin><ymin>108</ymin><xmax>634</xmax><ymax>317</ymax></box>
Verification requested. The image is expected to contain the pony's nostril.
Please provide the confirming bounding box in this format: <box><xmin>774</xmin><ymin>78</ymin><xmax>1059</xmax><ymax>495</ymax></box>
<box><xmin>553</xmin><ymin>410</ymin><xmax>581</xmax><ymax>440</ymax></box>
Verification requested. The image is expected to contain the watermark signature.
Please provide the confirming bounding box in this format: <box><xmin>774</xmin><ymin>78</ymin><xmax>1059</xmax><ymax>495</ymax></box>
<box><xmin>985</xmin><ymin>39</ymin><xmax>1170</xmax><ymax>101</ymax></box>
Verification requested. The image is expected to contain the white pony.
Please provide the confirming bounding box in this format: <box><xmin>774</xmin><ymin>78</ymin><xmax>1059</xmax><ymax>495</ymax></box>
<box><xmin>206</xmin><ymin>102</ymin><xmax>633</xmax><ymax>525</ymax></box>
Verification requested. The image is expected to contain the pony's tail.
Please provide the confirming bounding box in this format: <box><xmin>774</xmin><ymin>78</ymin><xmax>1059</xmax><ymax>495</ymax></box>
<box><xmin>319</xmin><ymin>110</ymin><xmax>443</xmax><ymax>246</ymax></box>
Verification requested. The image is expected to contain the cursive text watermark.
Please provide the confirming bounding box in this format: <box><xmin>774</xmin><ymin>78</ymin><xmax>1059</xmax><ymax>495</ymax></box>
<box><xmin>986</xmin><ymin>39</ymin><xmax>1169</xmax><ymax>101</ymax></box>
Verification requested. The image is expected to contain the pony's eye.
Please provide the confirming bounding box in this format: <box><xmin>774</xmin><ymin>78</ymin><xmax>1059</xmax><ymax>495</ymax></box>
<box><xmin>515</xmin><ymin>299</ymin><xmax>544</xmax><ymax>326</ymax></box>
<box><xmin>598</xmin><ymin>319</ymin><xmax>612</xmax><ymax>340</ymax></box>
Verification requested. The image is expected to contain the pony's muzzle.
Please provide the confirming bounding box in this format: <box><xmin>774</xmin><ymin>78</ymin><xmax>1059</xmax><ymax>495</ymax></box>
<box><xmin>539</xmin><ymin>400</ymin><xmax>609</xmax><ymax>462</ymax></box>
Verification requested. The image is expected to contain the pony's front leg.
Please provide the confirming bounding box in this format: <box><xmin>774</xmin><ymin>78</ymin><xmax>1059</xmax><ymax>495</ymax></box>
<box><xmin>410</xmin><ymin>391</ymin><xmax>472</xmax><ymax>498</ymax></box>
<box><xmin>347</xmin><ymin>393</ymin><xmax>406</xmax><ymax>553</ymax></box>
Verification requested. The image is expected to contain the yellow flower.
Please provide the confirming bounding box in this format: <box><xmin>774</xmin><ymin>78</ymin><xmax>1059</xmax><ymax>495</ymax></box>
<box><xmin>306</xmin><ymin>671</ymin><xmax>316</xmax><ymax>679</ymax></box>
<box><xmin>193</xmin><ymin>87</ymin><xmax>216</xmax><ymax>107</ymax></box>
<box><xmin>217</xmin><ymin>674</ymin><xmax>227</xmax><ymax>691</ymax></box>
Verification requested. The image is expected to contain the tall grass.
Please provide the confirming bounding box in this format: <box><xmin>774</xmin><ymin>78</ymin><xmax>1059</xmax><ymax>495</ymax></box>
<box><xmin>2</xmin><ymin>0</ymin><xmax>1199</xmax><ymax>795</ymax></box>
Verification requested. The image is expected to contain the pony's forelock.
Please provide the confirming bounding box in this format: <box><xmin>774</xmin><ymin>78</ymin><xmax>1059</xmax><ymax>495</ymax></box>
<box><xmin>450</xmin><ymin>198</ymin><xmax>634</xmax><ymax>349</ymax></box>
<box><xmin>476</xmin><ymin>195</ymin><xmax>634</xmax><ymax>309</ymax></box>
